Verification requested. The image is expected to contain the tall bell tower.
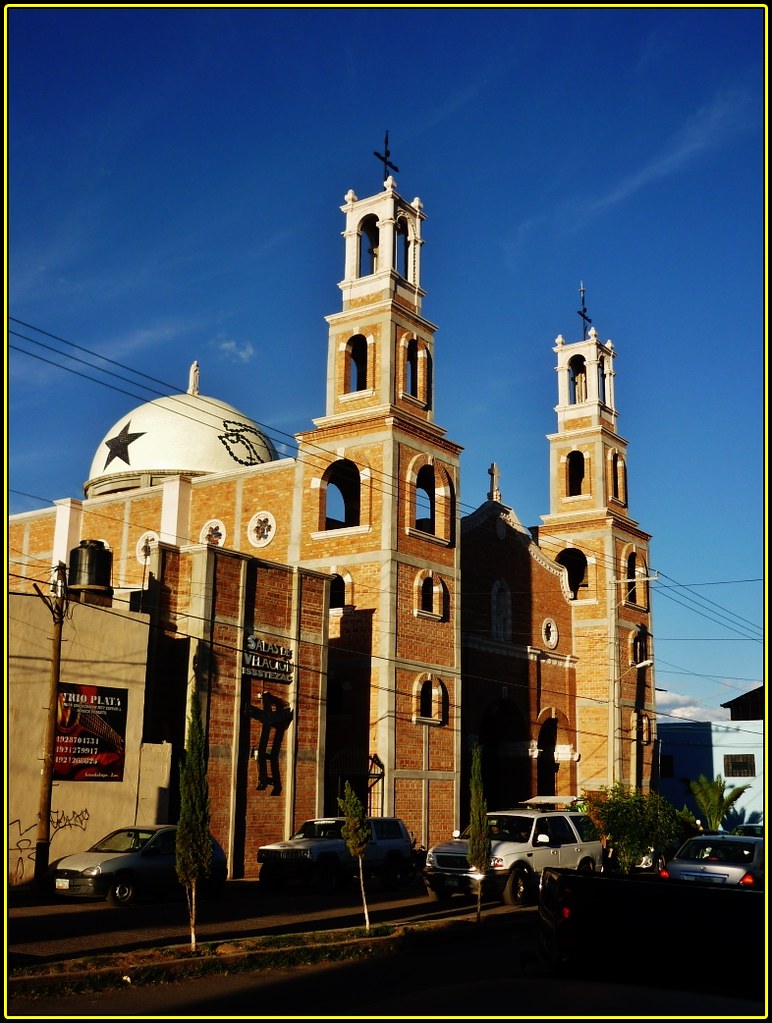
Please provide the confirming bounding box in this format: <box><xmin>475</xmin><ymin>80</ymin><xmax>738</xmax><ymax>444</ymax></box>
<box><xmin>537</xmin><ymin>309</ymin><xmax>656</xmax><ymax>794</ymax></box>
<box><xmin>293</xmin><ymin>174</ymin><xmax>462</xmax><ymax>848</ymax></box>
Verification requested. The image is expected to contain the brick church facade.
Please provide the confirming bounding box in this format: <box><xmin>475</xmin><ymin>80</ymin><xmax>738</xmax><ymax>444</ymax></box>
<box><xmin>8</xmin><ymin>174</ymin><xmax>656</xmax><ymax>880</ymax></box>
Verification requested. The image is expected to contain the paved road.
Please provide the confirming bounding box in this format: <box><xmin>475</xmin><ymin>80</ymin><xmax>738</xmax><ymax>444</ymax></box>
<box><xmin>7</xmin><ymin>915</ymin><xmax>764</xmax><ymax>1018</ymax></box>
<box><xmin>7</xmin><ymin>880</ymin><xmax>766</xmax><ymax>1018</ymax></box>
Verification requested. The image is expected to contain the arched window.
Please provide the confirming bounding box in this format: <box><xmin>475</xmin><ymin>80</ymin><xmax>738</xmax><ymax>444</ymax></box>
<box><xmin>396</xmin><ymin>217</ymin><xmax>410</xmax><ymax>279</ymax></box>
<box><xmin>424</xmin><ymin>348</ymin><xmax>433</xmax><ymax>410</ymax></box>
<box><xmin>598</xmin><ymin>355</ymin><xmax>607</xmax><ymax>405</ymax></box>
<box><xmin>414</xmin><ymin>677</ymin><xmax>447</xmax><ymax>724</ymax></box>
<box><xmin>359</xmin><ymin>215</ymin><xmax>379</xmax><ymax>277</ymax></box>
<box><xmin>406</xmin><ymin>339</ymin><xmax>419</xmax><ymax>398</ymax></box>
<box><xmin>610</xmin><ymin>452</ymin><xmax>627</xmax><ymax>504</ymax></box>
<box><xmin>325</xmin><ymin>460</ymin><xmax>361</xmax><ymax>530</ymax></box>
<box><xmin>330</xmin><ymin>574</ymin><xmax>346</xmax><ymax>610</ymax></box>
<box><xmin>556</xmin><ymin>548</ymin><xmax>589</xmax><ymax>600</ymax></box>
<box><xmin>632</xmin><ymin>626</ymin><xmax>649</xmax><ymax>665</ymax></box>
<box><xmin>347</xmin><ymin>335</ymin><xmax>368</xmax><ymax>392</ymax></box>
<box><xmin>415</xmin><ymin>464</ymin><xmax>435</xmax><ymax>533</ymax></box>
<box><xmin>569</xmin><ymin>355</ymin><xmax>587</xmax><ymax>404</ymax></box>
<box><xmin>419</xmin><ymin>680</ymin><xmax>434</xmax><ymax>719</ymax></box>
<box><xmin>618</xmin><ymin>456</ymin><xmax>628</xmax><ymax>505</ymax></box>
<box><xmin>491</xmin><ymin>579</ymin><xmax>512</xmax><ymax>641</ymax></box>
<box><xmin>626</xmin><ymin>552</ymin><xmax>638</xmax><ymax>604</ymax></box>
<box><xmin>420</xmin><ymin>577</ymin><xmax>434</xmax><ymax>612</ymax></box>
<box><xmin>415</xmin><ymin>571</ymin><xmax>449</xmax><ymax>619</ymax></box>
<box><xmin>567</xmin><ymin>451</ymin><xmax>585</xmax><ymax>497</ymax></box>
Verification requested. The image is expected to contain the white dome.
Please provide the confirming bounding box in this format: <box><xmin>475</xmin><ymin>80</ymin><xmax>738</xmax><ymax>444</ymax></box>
<box><xmin>85</xmin><ymin>391</ymin><xmax>278</xmax><ymax>498</ymax></box>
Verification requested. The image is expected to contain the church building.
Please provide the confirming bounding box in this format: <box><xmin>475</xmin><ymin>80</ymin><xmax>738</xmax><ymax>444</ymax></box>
<box><xmin>8</xmin><ymin>173</ymin><xmax>656</xmax><ymax>882</ymax></box>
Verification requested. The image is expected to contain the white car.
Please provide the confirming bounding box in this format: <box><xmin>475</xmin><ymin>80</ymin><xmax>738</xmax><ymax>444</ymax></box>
<box><xmin>423</xmin><ymin>809</ymin><xmax>603</xmax><ymax>905</ymax></box>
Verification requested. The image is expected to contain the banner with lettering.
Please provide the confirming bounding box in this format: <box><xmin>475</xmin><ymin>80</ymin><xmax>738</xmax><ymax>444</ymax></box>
<box><xmin>54</xmin><ymin>683</ymin><xmax>128</xmax><ymax>782</ymax></box>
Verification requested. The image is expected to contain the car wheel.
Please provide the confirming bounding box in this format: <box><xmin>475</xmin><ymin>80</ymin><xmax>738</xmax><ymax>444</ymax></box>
<box><xmin>503</xmin><ymin>868</ymin><xmax>530</xmax><ymax>906</ymax></box>
<box><xmin>107</xmin><ymin>876</ymin><xmax>137</xmax><ymax>906</ymax></box>
<box><xmin>577</xmin><ymin>857</ymin><xmax>595</xmax><ymax>873</ymax></box>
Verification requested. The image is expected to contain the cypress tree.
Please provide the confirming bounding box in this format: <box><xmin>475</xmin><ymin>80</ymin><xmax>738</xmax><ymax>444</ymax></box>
<box><xmin>176</xmin><ymin>687</ymin><xmax>213</xmax><ymax>951</ymax></box>
<box><xmin>338</xmin><ymin>781</ymin><xmax>371</xmax><ymax>934</ymax></box>
<box><xmin>467</xmin><ymin>743</ymin><xmax>491</xmax><ymax>924</ymax></box>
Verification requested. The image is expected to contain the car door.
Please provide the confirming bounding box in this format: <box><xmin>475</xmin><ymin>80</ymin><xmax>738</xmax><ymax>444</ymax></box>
<box><xmin>550</xmin><ymin>814</ymin><xmax>586</xmax><ymax>868</ymax></box>
<box><xmin>530</xmin><ymin>816</ymin><xmax>563</xmax><ymax>873</ymax></box>
<box><xmin>140</xmin><ymin>828</ymin><xmax>179</xmax><ymax>897</ymax></box>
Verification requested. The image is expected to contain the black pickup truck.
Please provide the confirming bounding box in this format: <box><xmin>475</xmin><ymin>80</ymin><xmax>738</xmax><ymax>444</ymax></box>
<box><xmin>538</xmin><ymin>867</ymin><xmax>765</xmax><ymax>1004</ymax></box>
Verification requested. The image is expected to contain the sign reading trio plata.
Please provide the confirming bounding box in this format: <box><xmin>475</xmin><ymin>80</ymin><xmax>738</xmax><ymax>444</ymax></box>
<box><xmin>242</xmin><ymin>634</ymin><xmax>294</xmax><ymax>683</ymax></box>
<box><xmin>55</xmin><ymin>683</ymin><xmax>128</xmax><ymax>782</ymax></box>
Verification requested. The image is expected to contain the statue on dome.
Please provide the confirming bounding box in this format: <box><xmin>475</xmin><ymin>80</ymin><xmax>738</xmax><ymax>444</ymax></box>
<box><xmin>187</xmin><ymin>360</ymin><xmax>200</xmax><ymax>396</ymax></box>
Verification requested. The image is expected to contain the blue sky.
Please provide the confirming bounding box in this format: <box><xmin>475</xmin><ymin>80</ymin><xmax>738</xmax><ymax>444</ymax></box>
<box><xmin>7</xmin><ymin>6</ymin><xmax>765</xmax><ymax>726</ymax></box>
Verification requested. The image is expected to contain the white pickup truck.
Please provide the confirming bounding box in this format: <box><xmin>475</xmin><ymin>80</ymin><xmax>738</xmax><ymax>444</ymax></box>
<box><xmin>257</xmin><ymin>816</ymin><xmax>415</xmax><ymax>892</ymax></box>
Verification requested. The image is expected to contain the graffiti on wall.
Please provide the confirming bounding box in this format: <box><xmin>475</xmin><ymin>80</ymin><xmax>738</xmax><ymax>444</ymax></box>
<box><xmin>8</xmin><ymin>808</ymin><xmax>91</xmax><ymax>885</ymax></box>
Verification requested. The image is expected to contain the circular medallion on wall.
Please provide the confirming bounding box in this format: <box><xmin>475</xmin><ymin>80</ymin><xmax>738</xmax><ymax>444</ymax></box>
<box><xmin>248</xmin><ymin>511</ymin><xmax>276</xmax><ymax>549</ymax></box>
<box><xmin>136</xmin><ymin>531</ymin><xmax>159</xmax><ymax>564</ymax></box>
<box><xmin>542</xmin><ymin>618</ymin><xmax>559</xmax><ymax>649</ymax></box>
<box><xmin>200</xmin><ymin>519</ymin><xmax>226</xmax><ymax>547</ymax></box>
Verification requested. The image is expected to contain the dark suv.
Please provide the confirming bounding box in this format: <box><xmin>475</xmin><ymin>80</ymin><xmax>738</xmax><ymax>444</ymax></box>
<box><xmin>423</xmin><ymin>809</ymin><xmax>602</xmax><ymax>905</ymax></box>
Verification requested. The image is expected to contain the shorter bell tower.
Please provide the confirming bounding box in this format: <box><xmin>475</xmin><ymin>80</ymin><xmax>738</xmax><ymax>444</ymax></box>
<box><xmin>538</xmin><ymin>301</ymin><xmax>655</xmax><ymax>795</ymax></box>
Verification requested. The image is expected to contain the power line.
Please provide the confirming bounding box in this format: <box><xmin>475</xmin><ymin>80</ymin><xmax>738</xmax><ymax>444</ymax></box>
<box><xmin>9</xmin><ymin>316</ymin><xmax>763</xmax><ymax>688</ymax></box>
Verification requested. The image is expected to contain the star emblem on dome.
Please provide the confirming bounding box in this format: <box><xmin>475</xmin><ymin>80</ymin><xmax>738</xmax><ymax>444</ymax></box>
<box><xmin>103</xmin><ymin>420</ymin><xmax>146</xmax><ymax>469</ymax></box>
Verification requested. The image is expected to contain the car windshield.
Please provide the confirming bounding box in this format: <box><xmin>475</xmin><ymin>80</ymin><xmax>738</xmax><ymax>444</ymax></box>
<box><xmin>292</xmin><ymin>821</ymin><xmax>343</xmax><ymax>840</ymax></box>
<box><xmin>678</xmin><ymin>839</ymin><xmax>757</xmax><ymax>865</ymax></box>
<box><xmin>89</xmin><ymin>829</ymin><xmax>157</xmax><ymax>853</ymax></box>
<box><xmin>459</xmin><ymin>816</ymin><xmax>533</xmax><ymax>842</ymax></box>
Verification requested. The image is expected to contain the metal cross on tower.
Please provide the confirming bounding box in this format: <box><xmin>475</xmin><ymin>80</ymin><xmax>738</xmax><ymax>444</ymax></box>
<box><xmin>374</xmin><ymin>131</ymin><xmax>399</xmax><ymax>182</ymax></box>
<box><xmin>577</xmin><ymin>281</ymin><xmax>592</xmax><ymax>340</ymax></box>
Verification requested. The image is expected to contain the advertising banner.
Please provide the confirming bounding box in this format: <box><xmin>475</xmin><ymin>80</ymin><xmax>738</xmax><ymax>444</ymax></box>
<box><xmin>54</xmin><ymin>683</ymin><xmax>128</xmax><ymax>781</ymax></box>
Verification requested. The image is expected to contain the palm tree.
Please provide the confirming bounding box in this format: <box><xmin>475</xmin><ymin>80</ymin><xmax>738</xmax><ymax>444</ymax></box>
<box><xmin>689</xmin><ymin>774</ymin><xmax>751</xmax><ymax>831</ymax></box>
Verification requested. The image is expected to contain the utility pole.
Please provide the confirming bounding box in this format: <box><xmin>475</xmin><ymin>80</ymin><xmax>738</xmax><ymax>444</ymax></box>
<box><xmin>33</xmin><ymin>561</ymin><xmax>67</xmax><ymax>886</ymax></box>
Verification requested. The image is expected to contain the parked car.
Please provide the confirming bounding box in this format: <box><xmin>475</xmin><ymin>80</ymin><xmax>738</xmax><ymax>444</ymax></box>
<box><xmin>659</xmin><ymin>833</ymin><xmax>764</xmax><ymax>889</ymax></box>
<box><xmin>257</xmin><ymin>816</ymin><xmax>415</xmax><ymax>892</ymax></box>
<box><xmin>732</xmin><ymin>823</ymin><xmax>764</xmax><ymax>838</ymax></box>
<box><xmin>423</xmin><ymin>809</ymin><xmax>603</xmax><ymax>906</ymax></box>
<box><xmin>51</xmin><ymin>825</ymin><xmax>228</xmax><ymax>905</ymax></box>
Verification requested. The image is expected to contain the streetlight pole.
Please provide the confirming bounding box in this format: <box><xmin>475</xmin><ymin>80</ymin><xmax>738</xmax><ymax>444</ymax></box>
<box><xmin>33</xmin><ymin>561</ymin><xmax>67</xmax><ymax>887</ymax></box>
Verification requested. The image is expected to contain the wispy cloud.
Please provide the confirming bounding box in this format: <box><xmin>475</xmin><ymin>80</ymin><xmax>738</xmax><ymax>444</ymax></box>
<box><xmin>502</xmin><ymin>85</ymin><xmax>757</xmax><ymax>268</ymax></box>
<box><xmin>656</xmin><ymin>689</ymin><xmax>730</xmax><ymax>724</ymax></box>
<box><xmin>216</xmin><ymin>337</ymin><xmax>255</xmax><ymax>363</ymax></box>
<box><xmin>567</xmin><ymin>87</ymin><xmax>756</xmax><ymax>227</ymax></box>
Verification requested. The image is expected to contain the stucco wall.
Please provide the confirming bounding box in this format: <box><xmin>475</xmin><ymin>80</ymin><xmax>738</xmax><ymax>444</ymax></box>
<box><xmin>8</xmin><ymin>593</ymin><xmax>152</xmax><ymax>884</ymax></box>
